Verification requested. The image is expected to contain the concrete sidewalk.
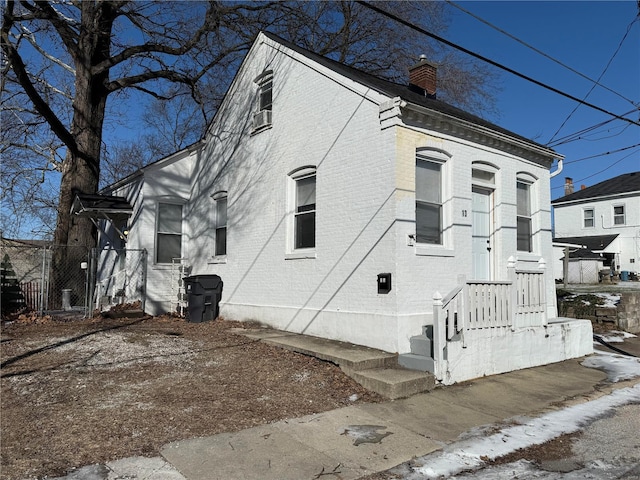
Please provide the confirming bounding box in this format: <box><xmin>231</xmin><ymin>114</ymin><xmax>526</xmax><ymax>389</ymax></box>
<box><xmin>51</xmin><ymin>333</ymin><xmax>640</xmax><ymax>480</ymax></box>
<box><xmin>159</xmin><ymin>359</ymin><xmax>615</xmax><ymax>480</ymax></box>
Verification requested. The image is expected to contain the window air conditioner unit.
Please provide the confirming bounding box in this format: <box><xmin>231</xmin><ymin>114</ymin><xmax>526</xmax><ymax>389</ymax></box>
<box><xmin>253</xmin><ymin>110</ymin><xmax>272</xmax><ymax>130</ymax></box>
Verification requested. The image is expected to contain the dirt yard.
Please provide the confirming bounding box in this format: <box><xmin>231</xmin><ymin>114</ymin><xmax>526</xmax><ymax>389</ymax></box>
<box><xmin>0</xmin><ymin>314</ymin><xmax>382</xmax><ymax>480</ymax></box>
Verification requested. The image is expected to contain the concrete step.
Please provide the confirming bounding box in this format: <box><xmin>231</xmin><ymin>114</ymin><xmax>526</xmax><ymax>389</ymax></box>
<box><xmin>348</xmin><ymin>367</ymin><xmax>436</xmax><ymax>400</ymax></box>
<box><xmin>232</xmin><ymin>327</ymin><xmax>435</xmax><ymax>399</ymax></box>
<box><xmin>409</xmin><ymin>335</ymin><xmax>432</xmax><ymax>357</ymax></box>
<box><xmin>241</xmin><ymin>330</ymin><xmax>398</xmax><ymax>371</ymax></box>
<box><xmin>398</xmin><ymin>353</ymin><xmax>435</xmax><ymax>373</ymax></box>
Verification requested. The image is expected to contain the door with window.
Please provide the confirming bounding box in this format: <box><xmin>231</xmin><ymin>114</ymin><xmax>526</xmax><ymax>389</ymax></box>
<box><xmin>472</xmin><ymin>187</ymin><xmax>493</xmax><ymax>280</ymax></box>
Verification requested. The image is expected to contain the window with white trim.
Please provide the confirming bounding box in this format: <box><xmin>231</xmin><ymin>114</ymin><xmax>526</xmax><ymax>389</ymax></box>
<box><xmin>212</xmin><ymin>192</ymin><xmax>227</xmax><ymax>257</ymax></box>
<box><xmin>583</xmin><ymin>208</ymin><xmax>594</xmax><ymax>228</ymax></box>
<box><xmin>288</xmin><ymin>167</ymin><xmax>316</xmax><ymax>253</ymax></box>
<box><xmin>415</xmin><ymin>156</ymin><xmax>443</xmax><ymax>245</ymax></box>
<box><xmin>156</xmin><ymin>203</ymin><xmax>182</xmax><ymax>263</ymax></box>
<box><xmin>613</xmin><ymin>205</ymin><xmax>625</xmax><ymax>225</ymax></box>
<box><xmin>295</xmin><ymin>174</ymin><xmax>315</xmax><ymax>249</ymax></box>
<box><xmin>516</xmin><ymin>180</ymin><xmax>532</xmax><ymax>252</ymax></box>
<box><xmin>253</xmin><ymin>71</ymin><xmax>272</xmax><ymax>131</ymax></box>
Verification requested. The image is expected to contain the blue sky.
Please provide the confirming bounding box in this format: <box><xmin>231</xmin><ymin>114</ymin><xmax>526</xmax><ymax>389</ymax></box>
<box><xmin>444</xmin><ymin>0</ymin><xmax>639</xmax><ymax>199</ymax></box>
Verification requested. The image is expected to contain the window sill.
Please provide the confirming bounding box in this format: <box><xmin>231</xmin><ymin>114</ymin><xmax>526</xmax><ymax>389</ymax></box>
<box><xmin>415</xmin><ymin>244</ymin><xmax>455</xmax><ymax>257</ymax></box>
<box><xmin>209</xmin><ymin>256</ymin><xmax>227</xmax><ymax>264</ymax></box>
<box><xmin>285</xmin><ymin>250</ymin><xmax>316</xmax><ymax>260</ymax></box>
<box><xmin>251</xmin><ymin>123</ymin><xmax>272</xmax><ymax>136</ymax></box>
<box><xmin>516</xmin><ymin>252</ymin><xmax>541</xmax><ymax>262</ymax></box>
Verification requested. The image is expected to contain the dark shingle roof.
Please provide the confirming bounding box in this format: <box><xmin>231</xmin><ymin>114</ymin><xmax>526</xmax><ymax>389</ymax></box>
<box><xmin>262</xmin><ymin>31</ymin><xmax>553</xmax><ymax>153</ymax></box>
<box><xmin>553</xmin><ymin>234</ymin><xmax>619</xmax><ymax>251</ymax></box>
<box><xmin>552</xmin><ymin>171</ymin><xmax>640</xmax><ymax>204</ymax></box>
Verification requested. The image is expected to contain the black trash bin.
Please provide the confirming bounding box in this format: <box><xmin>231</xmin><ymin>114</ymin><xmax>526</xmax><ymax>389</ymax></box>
<box><xmin>183</xmin><ymin>275</ymin><xmax>223</xmax><ymax>322</ymax></box>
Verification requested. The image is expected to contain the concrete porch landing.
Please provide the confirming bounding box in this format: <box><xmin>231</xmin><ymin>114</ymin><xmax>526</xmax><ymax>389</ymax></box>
<box><xmin>231</xmin><ymin>327</ymin><xmax>435</xmax><ymax>399</ymax></box>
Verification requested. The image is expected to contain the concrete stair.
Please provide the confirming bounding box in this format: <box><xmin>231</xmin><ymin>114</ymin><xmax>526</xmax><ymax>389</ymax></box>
<box><xmin>233</xmin><ymin>327</ymin><xmax>436</xmax><ymax>399</ymax></box>
<box><xmin>398</xmin><ymin>325</ymin><xmax>437</xmax><ymax>374</ymax></box>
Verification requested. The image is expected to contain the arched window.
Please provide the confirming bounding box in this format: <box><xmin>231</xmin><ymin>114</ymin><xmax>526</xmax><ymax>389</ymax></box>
<box><xmin>516</xmin><ymin>173</ymin><xmax>537</xmax><ymax>253</ymax></box>
<box><xmin>253</xmin><ymin>70</ymin><xmax>273</xmax><ymax>131</ymax></box>
<box><xmin>288</xmin><ymin>166</ymin><xmax>316</xmax><ymax>252</ymax></box>
<box><xmin>415</xmin><ymin>148</ymin><xmax>450</xmax><ymax>245</ymax></box>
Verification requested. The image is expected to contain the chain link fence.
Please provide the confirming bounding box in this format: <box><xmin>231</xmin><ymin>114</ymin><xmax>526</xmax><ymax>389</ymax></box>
<box><xmin>1</xmin><ymin>238</ymin><xmax>148</xmax><ymax>319</ymax></box>
<box><xmin>92</xmin><ymin>248</ymin><xmax>147</xmax><ymax>312</ymax></box>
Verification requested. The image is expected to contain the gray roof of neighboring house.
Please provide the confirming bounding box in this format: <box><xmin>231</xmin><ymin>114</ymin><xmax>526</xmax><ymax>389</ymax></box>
<box><xmin>553</xmin><ymin>234</ymin><xmax>619</xmax><ymax>251</ymax></box>
<box><xmin>552</xmin><ymin>171</ymin><xmax>640</xmax><ymax>204</ymax></box>
<box><xmin>261</xmin><ymin>31</ymin><xmax>555</xmax><ymax>154</ymax></box>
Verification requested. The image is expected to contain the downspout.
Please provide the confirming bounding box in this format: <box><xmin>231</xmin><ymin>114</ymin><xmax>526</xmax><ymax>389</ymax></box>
<box><xmin>549</xmin><ymin>158</ymin><xmax>563</xmax><ymax>178</ymax></box>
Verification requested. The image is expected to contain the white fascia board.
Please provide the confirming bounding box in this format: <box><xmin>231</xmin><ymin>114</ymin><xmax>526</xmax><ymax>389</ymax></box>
<box><xmin>553</xmin><ymin>242</ymin><xmax>588</xmax><ymax>249</ymax></box>
<box><xmin>552</xmin><ymin>191</ymin><xmax>640</xmax><ymax>207</ymax></box>
<box><xmin>401</xmin><ymin>100</ymin><xmax>562</xmax><ymax>164</ymax></box>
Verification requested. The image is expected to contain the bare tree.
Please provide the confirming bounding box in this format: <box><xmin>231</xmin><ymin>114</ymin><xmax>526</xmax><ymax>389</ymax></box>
<box><xmin>1</xmin><ymin>0</ymin><xmax>498</xmax><ymax>244</ymax></box>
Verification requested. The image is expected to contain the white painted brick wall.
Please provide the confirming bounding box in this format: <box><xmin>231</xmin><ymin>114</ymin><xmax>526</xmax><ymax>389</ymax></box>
<box><xmin>110</xmin><ymin>34</ymin><xmax>560</xmax><ymax>353</ymax></box>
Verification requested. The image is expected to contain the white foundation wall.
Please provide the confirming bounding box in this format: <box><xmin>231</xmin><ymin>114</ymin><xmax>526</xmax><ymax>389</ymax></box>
<box><xmin>187</xmin><ymin>38</ymin><xmax>402</xmax><ymax>352</ymax></box>
<box><xmin>439</xmin><ymin>319</ymin><xmax>594</xmax><ymax>385</ymax></box>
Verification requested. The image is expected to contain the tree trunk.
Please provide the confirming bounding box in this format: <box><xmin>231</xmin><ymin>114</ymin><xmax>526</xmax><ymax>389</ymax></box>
<box><xmin>50</xmin><ymin>1</ymin><xmax>113</xmax><ymax>311</ymax></box>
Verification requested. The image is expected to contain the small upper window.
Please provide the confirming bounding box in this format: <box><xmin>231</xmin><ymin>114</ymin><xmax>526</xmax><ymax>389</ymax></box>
<box><xmin>472</xmin><ymin>168</ymin><xmax>495</xmax><ymax>186</ymax></box>
<box><xmin>253</xmin><ymin>71</ymin><xmax>273</xmax><ymax>131</ymax></box>
<box><xmin>613</xmin><ymin>205</ymin><xmax>625</xmax><ymax>225</ymax></box>
<box><xmin>583</xmin><ymin>208</ymin><xmax>594</xmax><ymax>228</ymax></box>
<box><xmin>212</xmin><ymin>193</ymin><xmax>227</xmax><ymax>257</ymax></box>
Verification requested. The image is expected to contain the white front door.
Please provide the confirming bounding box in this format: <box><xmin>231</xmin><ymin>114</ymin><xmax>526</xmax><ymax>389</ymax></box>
<box><xmin>472</xmin><ymin>187</ymin><xmax>492</xmax><ymax>280</ymax></box>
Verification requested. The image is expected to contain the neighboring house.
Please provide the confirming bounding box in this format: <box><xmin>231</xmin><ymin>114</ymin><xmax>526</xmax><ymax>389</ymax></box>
<box><xmin>552</xmin><ymin>173</ymin><xmax>640</xmax><ymax>282</ymax></box>
<box><xmin>96</xmin><ymin>32</ymin><xmax>592</xmax><ymax>384</ymax></box>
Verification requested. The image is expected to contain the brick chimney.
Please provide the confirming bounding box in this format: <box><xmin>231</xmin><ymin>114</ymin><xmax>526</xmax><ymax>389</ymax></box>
<box><xmin>409</xmin><ymin>55</ymin><xmax>437</xmax><ymax>97</ymax></box>
<box><xmin>564</xmin><ymin>177</ymin><xmax>574</xmax><ymax>195</ymax></box>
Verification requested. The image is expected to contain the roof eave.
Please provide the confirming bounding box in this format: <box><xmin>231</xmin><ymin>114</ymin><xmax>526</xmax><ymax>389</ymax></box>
<box><xmin>399</xmin><ymin>99</ymin><xmax>561</xmax><ymax>166</ymax></box>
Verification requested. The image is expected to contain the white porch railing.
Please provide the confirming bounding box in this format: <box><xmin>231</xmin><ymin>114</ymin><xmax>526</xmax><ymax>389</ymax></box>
<box><xmin>432</xmin><ymin>256</ymin><xmax>548</xmax><ymax>380</ymax></box>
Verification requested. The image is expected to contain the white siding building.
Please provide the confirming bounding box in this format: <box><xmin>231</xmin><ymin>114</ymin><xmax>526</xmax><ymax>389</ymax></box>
<box><xmin>553</xmin><ymin>173</ymin><xmax>640</xmax><ymax>279</ymax></box>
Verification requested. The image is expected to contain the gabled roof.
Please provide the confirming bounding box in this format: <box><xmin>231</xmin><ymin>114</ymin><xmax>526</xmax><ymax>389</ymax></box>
<box><xmin>553</xmin><ymin>234</ymin><xmax>618</xmax><ymax>251</ymax></box>
<box><xmin>552</xmin><ymin>171</ymin><xmax>640</xmax><ymax>204</ymax></box>
<box><xmin>261</xmin><ymin>32</ymin><xmax>553</xmax><ymax>154</ymax></box>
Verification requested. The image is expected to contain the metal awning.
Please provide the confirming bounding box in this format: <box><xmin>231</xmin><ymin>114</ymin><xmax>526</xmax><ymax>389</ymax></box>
<box><xmin>71</xmin><ymin>193</ymin><xmax>133</xmax><ymax>242</ymax></box>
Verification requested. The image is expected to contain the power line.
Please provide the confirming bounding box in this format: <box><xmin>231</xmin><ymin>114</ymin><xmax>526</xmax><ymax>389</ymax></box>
<box><xmin>547</xmin><ymin>16</ymin><xmax>639</xmax><ymax>144</ymax></box>
<box><xmin>548</xmin><ymin>107</ymin><xmax>638</xmax><ymax>147</ymax></box>
<box><xmin>355</xmin><ymin>1</ymin><xmax>640</xmax><ymax>128</ymax></box>
<box><xmin>446</xmin><ymin>0</ymin><xmax>638</xmax><ymax>109</ymax></box>
<box><xmin>551</xmin><ymin>147</ymin><xmax>639</xmax><ymax>190</ymax></box>
<box><xmin>562</xmin><ymin>143</ymin><xmax>640</xmax><ymax>165</ymax></box>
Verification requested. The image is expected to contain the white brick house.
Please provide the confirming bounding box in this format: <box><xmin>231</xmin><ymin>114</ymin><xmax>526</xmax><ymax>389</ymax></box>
<box><xmin>99</xmin><ymin>32</ymin><xmax>592</xmax><ymax>384</ymax></box>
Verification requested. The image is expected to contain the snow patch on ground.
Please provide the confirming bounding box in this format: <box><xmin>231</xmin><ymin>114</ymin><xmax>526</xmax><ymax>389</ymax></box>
<box><xmin>581</xmin><ymin>350</ymin><xmax>640</xmax><ymax>382</ymax></box>
<box><xmin>594</xmin><ymin>331</ymin><xmax>636</xmax><ymax>343</ymax></box>
<box><xmin>405</xmin><ymin>353</ymin><xmax>640</xmax><ymax>480</ymax></box>
<box><xmin>595</xmin><ymin>293</ymin><xmax>621</xmax><ymax>308</ymax></box>
<box><xmin>567</xmin><ymin>293</ymin><xmax>620</xmax><ymax>307</ymax></box>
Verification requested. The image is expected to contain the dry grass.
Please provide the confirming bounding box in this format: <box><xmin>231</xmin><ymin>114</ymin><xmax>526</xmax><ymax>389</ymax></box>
<box><xmin>1</xmin><ymin>314</ymin><xmax>382</xmax><ymax>480</ymax></box>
